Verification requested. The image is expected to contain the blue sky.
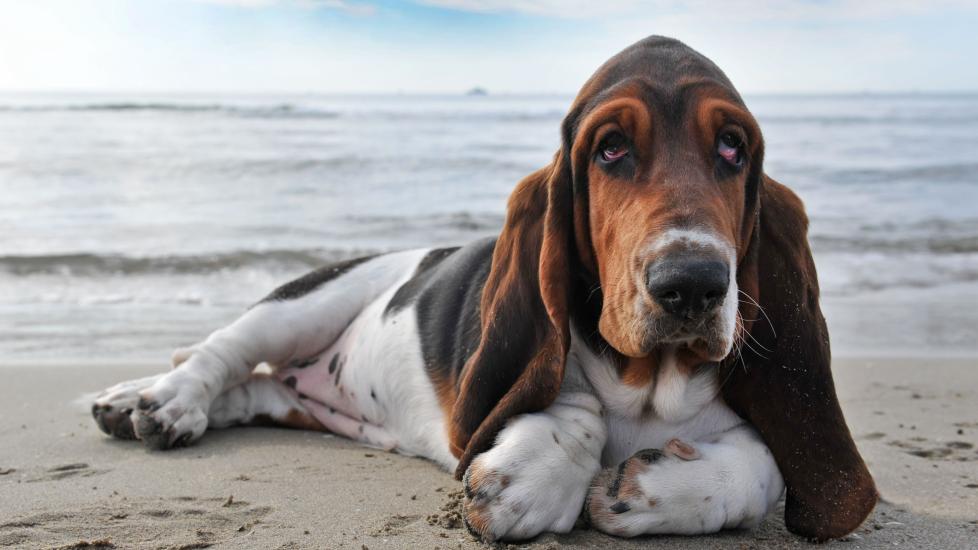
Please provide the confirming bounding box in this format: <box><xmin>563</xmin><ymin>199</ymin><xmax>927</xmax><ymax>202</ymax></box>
<box><xmin>1</xmin><ymin>0</ymin><xmax>976</xmax><ymax>93</ymax></box>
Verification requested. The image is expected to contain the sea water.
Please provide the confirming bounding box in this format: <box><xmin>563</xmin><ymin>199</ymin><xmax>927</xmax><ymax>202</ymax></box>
<box><xmin>1</xmin><ymin>92</ymin><xmax>976</xmax><ymax>362</ymax></box>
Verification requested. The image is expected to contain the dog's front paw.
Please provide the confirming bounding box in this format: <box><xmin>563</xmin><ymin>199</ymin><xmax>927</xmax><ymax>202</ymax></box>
<box><xmin>586</xmin><ymin>439</ymin><xmax>722</xmax><ymax>537</ymax></box>
<box><xmin>462</xmin><ymin>452</ymin><xmax>591</xmax><ymax>542</ymax></box>
<box><xmin>461</xmin><ymin>408</ymin><xmax>604</xmax><ymax>542</ymax></box>
<box><xmin>132</xmin><ymin>373</ymin><xmax>210</xmax><ymax>450</ymax></box>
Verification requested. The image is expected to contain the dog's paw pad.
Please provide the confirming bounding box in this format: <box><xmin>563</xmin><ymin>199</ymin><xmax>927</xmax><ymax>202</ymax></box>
<box><xmin>135</xmin><ymin>410</ymin><xmax>173</xmax><ymax>450</ymax></box>
<box><xmin>91</xmin><ymin>375</ymin><xmax>163</xmax><ymax>441</ymax></box>
<box><xmin>91</xmin><ymin>403</ymin><xmax>137</xmax><ymax>440</ymax></box>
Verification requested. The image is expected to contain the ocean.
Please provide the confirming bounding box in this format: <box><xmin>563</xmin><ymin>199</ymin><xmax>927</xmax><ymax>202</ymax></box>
<box><xmin>1</xmin><ymin>92</ymin><xmax>977</xmax><ymax>363</ymax></box>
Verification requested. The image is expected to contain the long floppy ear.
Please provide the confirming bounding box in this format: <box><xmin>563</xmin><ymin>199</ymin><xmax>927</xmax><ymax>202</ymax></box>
<box><xmin>721</xmin><ymin>176</ymin><xmax>877</xmax><ymax>541</ymax></box>
<box><xmin>448</xmin><ymin>156</ymin><xmax>574</xmax><ymax>480</ymax></box>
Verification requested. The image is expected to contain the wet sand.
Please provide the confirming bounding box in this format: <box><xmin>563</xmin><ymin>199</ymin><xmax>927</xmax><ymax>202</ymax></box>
<box><xmin>1</xmin><ymin>358</ymin><xmax>976</xmax><ymax>549</ymax></box>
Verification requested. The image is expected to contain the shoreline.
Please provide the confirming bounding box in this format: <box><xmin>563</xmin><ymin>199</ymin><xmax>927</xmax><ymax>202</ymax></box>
<box><xmin>1</xmin><ymin>358</ymin><xmax>976</xmax><ymax>548</ymax></box>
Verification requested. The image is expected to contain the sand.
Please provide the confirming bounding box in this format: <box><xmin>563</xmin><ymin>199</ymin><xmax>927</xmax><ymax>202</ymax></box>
<box><xmin>1</xmin><ymin>358</ymin><xmax>976</xmax><ymax>549</ymax></box>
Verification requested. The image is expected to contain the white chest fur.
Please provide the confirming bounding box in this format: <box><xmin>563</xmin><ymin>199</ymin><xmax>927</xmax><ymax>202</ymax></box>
<box><xmin>567</xmin><ymin>330</ymin><xmax>744</xmax><ymax>466</ymax></box>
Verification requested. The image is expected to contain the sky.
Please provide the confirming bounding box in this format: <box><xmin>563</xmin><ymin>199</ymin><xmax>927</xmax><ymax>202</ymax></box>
<box><xmin>0</xmin><ymin>0</ymin><xmax>976</xmax><ymax>94</ymax></box>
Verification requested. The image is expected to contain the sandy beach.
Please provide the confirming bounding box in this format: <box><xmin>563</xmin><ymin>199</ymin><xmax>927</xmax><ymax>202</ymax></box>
<box><xmin>0</xmin><ymin>358</ymin><xmax>976</xmax><ymax>549</ymax></box>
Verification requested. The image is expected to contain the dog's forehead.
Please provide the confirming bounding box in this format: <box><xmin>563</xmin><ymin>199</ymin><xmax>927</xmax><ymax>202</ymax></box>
<box><xmin>565</xmin><ymin>36</ymin><xmax>746</xmax><ymax>136</ymax></box>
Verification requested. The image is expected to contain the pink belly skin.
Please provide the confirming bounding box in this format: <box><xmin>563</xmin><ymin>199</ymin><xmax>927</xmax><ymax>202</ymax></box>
<box><xmin>276</xmin><ymin>352</ymin><xmax>396</xmax><ymax>450</ymax></box>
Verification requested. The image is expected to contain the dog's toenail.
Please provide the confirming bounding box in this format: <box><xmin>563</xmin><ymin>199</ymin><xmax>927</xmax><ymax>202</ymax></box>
<box><xmin>610</xmin><ymin>501</ymin><xmax>631</xmax><ymax>514</ymax></box>
<box><xmin>137</xmin><ymin>397</ymin><xmax>160</xmax><ymax>412</ymax></box>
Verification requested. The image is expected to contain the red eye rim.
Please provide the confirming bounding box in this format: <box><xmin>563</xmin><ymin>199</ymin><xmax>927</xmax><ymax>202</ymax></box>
<box><xmin>717</xmin><ymin>131</ymin><xmax>744</xmax><ymax>166</ymax></box>
<box><xmin>601</xmin><ymin>145</ymin><xmax>629</xmax><ymax>162</ymax></box>
<box><xmin>597</xmin><ymin>132</ymin><xmax>629</xmax><ymax>163</ymax></box>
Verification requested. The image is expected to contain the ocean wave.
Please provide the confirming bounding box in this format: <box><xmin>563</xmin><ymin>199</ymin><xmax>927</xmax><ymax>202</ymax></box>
<box><xmin>0</xmin><ymin>102</ymin><xmax>568</xmax><ymax>122</ymax></box>
<box><xmin>340</xmin><ymin>211</ymin><xmax>503</xmax><ymax>232</ymax></box>
<box><xmin>353</xmin><ymin>110</ymin><xmax>565</xmax><ymax>122</ymax></box>
<box><xmin>0</xmin><ymin>249</ymin><xmax>370</xmax><ymax>277</ymax></box>
<box><xmin>0</xmin><ymin>102</ymin><xmax>342</xmax><ymax>119</ymax></box>
<box><xmin>810</xmin><ymin>218</ymin><xmax>978</xmax><ymax>253</ymax></box>
<box><xmin>812</xmin><ymin>235</ymin><xmax>978</xmax><ymax>254</ymax></box>
<box><xmin>824</xmin><ymin>163</ymin><xmax>978</xmax><ymax>184</ymax></box>
<box><xmin>758</xmin><ymin>114</ymin><xmax>978</xmax><ymax>126</ymax></box>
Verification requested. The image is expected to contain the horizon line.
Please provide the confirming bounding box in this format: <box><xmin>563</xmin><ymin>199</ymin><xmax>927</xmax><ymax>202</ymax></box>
<box><xmin>2</xmin><ymin>88</ymin><xmax>977</xmax><ymax>97</ymax></box>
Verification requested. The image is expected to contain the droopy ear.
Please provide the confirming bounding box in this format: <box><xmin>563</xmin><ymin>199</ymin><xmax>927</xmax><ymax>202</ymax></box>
<box><xmin>449</xmin><ymin>156</ymin><xmax>574</xmax><ymax>480</ymax></box>
<box><xmin>721</xmin><ymin>176</ymin><xmax>878</xmax><ymax>541</ymax></box>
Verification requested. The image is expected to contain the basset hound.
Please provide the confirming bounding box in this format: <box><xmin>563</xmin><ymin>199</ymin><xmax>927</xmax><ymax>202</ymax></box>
<box><xmin>91</xmin><ymin>36</ymin><xmax>877</xmax><ymax>542</ymax></box>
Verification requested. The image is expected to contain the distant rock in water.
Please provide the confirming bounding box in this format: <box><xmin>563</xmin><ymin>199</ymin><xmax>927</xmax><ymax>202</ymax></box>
<box><xmin>466</xmin><ymin>87</ymin><xmax>488</xmax><ymax>96</ymax></box>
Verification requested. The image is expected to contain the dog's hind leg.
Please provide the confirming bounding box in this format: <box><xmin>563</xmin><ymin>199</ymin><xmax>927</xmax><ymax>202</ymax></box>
<box><xmin>95</xmin><ymin>373</ymin><xmax>322</xmax><ymax>440</ymax></box>
<box><xmin>207</xmin><ymin>374</ymin><xmax>325</xmax><ymax>431</ymax></box>
<box><xmin>91</xmin><ymin>250</ymin><xmax>427</xmax><ymax>450</ymax></box>
<box><xmin>210</xmin><ymin>372</ymin><xmax>400</xmax><ymax>451</ymax></box>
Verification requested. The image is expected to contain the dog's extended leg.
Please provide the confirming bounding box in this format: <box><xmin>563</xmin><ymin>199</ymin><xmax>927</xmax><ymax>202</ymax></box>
<box><xmin>212</xmin><ymin>375</ymin><xmax>397</xmax><ymax>450</ymax></box>
<box><xmin>461</xmin><ymin>391</ymin><xmax>607</xmax><ymax>542</ymax></box>
<box><xmin>95</xmin><ymin>374</ymin><xmax>320</xmax><ymax>437</ymax></box>
<box><xmin>91</xmin><ymin>250</ymin><xmax>424</xmax><ymax>450</ymax></box>
<box><xmin>584</xmin><ymin>424</ymin><xmax>784</xmax><ymax>537</ymax></box>
<box><xmin>206</xmin><ymin>374</ymin><xmax>323</xmax><ymax>430</ymax></box>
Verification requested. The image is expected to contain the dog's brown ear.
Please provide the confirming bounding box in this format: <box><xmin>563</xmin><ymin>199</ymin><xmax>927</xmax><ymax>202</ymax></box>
<box><xmin>722</xmin><ymin>176</ymin><xmax>877</xmax><ymax>541</ymax></box>
<box><xmin>449</xmin><ymin>156</ymin><xmax>574</xmax><ymax>480</ymax></box>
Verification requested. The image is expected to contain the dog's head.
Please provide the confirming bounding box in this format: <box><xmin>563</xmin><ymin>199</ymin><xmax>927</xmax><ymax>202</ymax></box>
<box><xmin>562</xmin><ymin>37</ymin><xmax>762</xmax><ymax>362</ymax></box>
<box><xmin>450</xmin><ymin>35</ymin><xmax>876</xmax><ymax>541</ymax></box>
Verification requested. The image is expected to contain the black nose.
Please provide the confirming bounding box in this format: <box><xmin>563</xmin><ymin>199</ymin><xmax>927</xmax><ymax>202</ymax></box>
<box><xmin>646</xmin><ymin>258</ymin><xmax>729</xmax><ymax>319</ymax></box>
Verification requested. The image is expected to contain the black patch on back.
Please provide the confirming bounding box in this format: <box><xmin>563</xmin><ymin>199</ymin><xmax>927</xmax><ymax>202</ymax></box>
<box><xmin>259</xmin><ymin>254</ymin><xmax>377</xmax><ymax>303</ymax></box>
<box><xmin>410</xmin><ymin>238</ymin><xmax>496</xmax><ymax>386</ymax></box>
<box><xmin>384</xmin><ymin>247</ymin><xmax>461</xmax><ymax>317</ymax></box>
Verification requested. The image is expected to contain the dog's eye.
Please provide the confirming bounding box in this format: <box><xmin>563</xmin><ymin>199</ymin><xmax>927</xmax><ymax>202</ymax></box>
<box><xmin>598</xmin><ymin>133</ymin><xmax>629</xmax><ymax>163</ymax></box>
<box><xmin>717</xmin><ymin>132</ymin><xmax>743</xmax><ymax>166</ymax></box>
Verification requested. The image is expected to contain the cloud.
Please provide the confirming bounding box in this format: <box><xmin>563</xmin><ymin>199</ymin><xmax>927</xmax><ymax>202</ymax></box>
<box><xmin>415</xmin><ymin>0</ymin><xmax>643</xmax><ymax>17</ymax></box>
<box><xmin>417</xmin><ymin>0</ymin><xmax>977</xmax><ymax>21</ymax></box>
<box><xmin>195</xmin><ymin>0</ymin><xmax>375</xmax><ymax>15</ymax></box>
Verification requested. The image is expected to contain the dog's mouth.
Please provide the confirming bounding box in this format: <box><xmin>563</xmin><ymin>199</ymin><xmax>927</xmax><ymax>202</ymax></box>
<box><xmin>639</xmin><ymin>314</ymin><xmax>732</xmax><ymax>362</ymax></box>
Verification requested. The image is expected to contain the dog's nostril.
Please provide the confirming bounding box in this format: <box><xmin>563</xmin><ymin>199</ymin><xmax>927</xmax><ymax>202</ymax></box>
<box><xmin>660</xmin><ymin>290</ymin><xmax>682</xmax><ymax>303</ymax></box>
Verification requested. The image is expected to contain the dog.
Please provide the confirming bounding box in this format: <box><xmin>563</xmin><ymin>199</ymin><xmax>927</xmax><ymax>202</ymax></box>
<box><xmin>91</xmin><ymin>36</ymin><xmax>877</xmax><ymax>542</ymax></box>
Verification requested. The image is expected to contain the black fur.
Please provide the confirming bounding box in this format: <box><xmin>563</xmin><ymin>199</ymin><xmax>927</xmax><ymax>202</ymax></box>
<box><xmin>391</xmin><ymin>238</ymin><xmax>496</xmax><ymax>386</ymax></box>
<box><xmin>384</xmin><ymin>247</ymin><xmax>461</xmax><ymax>317</ymax></box>
<box><xmin>260</xmin><ymin>254</ymin><xmax>377</xmax><ymax>302</ymax></box>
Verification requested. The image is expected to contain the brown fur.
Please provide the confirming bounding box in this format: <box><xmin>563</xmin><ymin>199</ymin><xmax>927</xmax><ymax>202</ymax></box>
<box><xmin>247</xmin><ymin>409</ymin><xmax>324</xmax><ymax>432</ymax></box>
<box><xmin>449</xmin><ymin>160</ymin><xmax>573</xmax><ymax>468</ymax></box>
